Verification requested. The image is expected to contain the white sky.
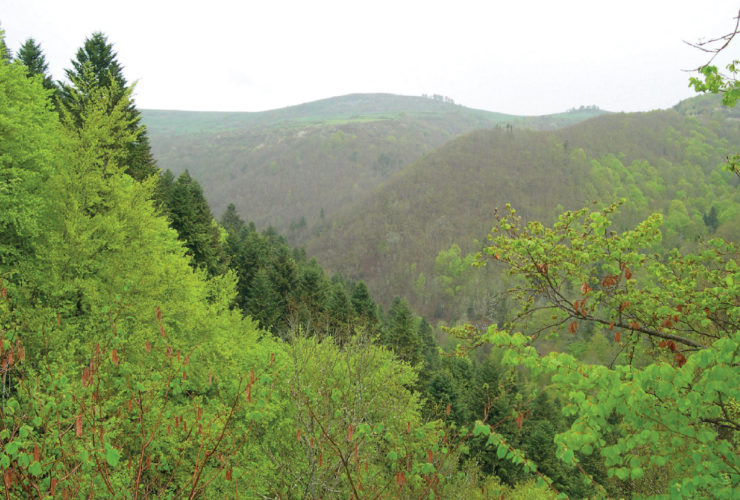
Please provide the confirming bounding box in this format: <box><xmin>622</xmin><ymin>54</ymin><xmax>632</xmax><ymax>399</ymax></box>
<box><xmin>3</xmin><ymin>1</ymin><xmax>739</xmax><ymax>115</ymax></box>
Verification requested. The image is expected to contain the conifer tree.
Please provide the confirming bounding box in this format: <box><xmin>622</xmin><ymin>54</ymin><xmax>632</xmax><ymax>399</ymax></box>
<box><xmin>0</xmin><ymin>28</ymin><xmax>11</xmax><ymax>61</ymax></box>
<box><xmin>350</xmin><ymin>281</ymin><xmax>377</xmax><ymax>324</ymax></box>
<box><xmin>160</xmin><ymin>170</ymin><xmax>226</xmax><ymax>276</ymax></box>
<box><xmin>16</xmin><ymin>38</ymin><xmax>55</xmax><ymax>90</ymax></box>
<box><xmin>384</xmin><ymin>297</ymin><xmax>422</xmax><ymax>364</ymax></box>
<box><xmin>59</xmin><ymin>32</ymin><xmax>157</xmax><ymax>181</ymax></box>
<box><xmin>220</xmin><ymin>203</ymin><xmax>245</xmax><ymax>235</ymax></box>
<box><xmin>247</xmin><ymin>267</ymin><xmax>281</xmax><ymax>330</ymax></box>
<box><xmin>326</xmin><ymin>280</ymin><xmax>352</xmax><ymax>340</ymax></box>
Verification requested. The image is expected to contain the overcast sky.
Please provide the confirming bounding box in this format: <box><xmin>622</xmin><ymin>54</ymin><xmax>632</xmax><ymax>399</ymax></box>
<box><xmin>3</xmin><ymin>1</ymin><xmax>739</xmax><ymax>115</ymax></box>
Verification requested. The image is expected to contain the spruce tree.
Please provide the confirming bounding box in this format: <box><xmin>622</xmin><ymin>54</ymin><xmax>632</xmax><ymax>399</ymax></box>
<box><xmin>59</xmin><ymin>32</ymin><xmax>157</xmax><ymax>181</ymax></box>
<box><xmin>326</xmin><ymin>281</ymin><xmax>352</xmax><ymax>341</ymax></box>
<box><xmin>221</xmin><ymin>203</ymin><xmax>245</xmax><ymax>234</ymax></box>
<box><xmin>350</xmin><ymin>281</ymin><xmax>377</xmax><ymax>324</ymax></box>
<box><xmin>384</xmin><ymin>297</ymin><xmax>422</xmax><ymax>364</ymax></box>
<box><xmin>163</xmin><ymin>171</ymin><xmax>226</xmax><ymax>276</ymax></box>
<box><xmin>16</xmin><ymin>38</ymin><xmax>55</xmax><ymax>90</ymax></box>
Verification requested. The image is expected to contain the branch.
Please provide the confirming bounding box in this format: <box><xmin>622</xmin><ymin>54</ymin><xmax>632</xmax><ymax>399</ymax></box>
<box><xmin>684</xmin><ymin>9</ymin><xmax>740</xmax><ymax>68</ymax></box>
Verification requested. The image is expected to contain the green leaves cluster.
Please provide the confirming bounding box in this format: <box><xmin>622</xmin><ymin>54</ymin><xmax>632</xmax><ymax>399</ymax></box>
<box><xmin>455</xmin><ymin>203</ymin><xmax>740</xmax><ymax>498</ymax></box>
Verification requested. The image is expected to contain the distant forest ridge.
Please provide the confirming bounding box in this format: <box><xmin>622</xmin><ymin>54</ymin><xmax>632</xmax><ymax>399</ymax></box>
<box><xmin>141</xmin><ymin>92</ymin><xmax>609</xmax><ymax>136</ymax></box>
<box><xmin>142</xmin><ymin>93</ymin><xmax>610</xmax><ymax>231</ymax></box>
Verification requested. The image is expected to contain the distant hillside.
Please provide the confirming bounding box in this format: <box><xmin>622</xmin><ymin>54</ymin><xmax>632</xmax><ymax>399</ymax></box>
<box><xmin>143</xmin><ymin>93</ymin><xmax>606</xmax><ymax>135</ymax></box>
<box><xmin>305</xmin><ymin>96</ymin><xmax>740</xmax><ymax>320</ymax></box>
<box><xmin>142</xmin><ymin>94</ymin><xmax>607</xmax><ymax>230</ymax></box>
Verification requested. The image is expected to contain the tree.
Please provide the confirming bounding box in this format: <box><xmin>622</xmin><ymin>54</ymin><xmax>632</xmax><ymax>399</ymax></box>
<box><xmin>689</xmin><ymin>8</ymin><xmax>740</xmax><ymax>178</ymax></box>
<box><xmin>350</xmin><ymin>281</ymin><xmax>377</xmax><ymax>325</ymax></box>
<box><xmin>159</xmin><ymin>170</ymin><xmax>227</xmax><ymax>276</ymax></box>
<box><xmin>59</xmin><ymin>32</ymin><xmax>157</xmax><ymax>181</ymax></box>
<box><xmin>0</xmin><ymin>27</ymin><xmax>12</xmax><ymax>61</ymax></box>
<box><xmin>451</xmin><ymin>202</ymin><xmax>739</xmax><ymax>498</ymax></box>
<box><xmin>220</xmin><ymin>203</ymin><xmax>245</xmax><ymax>235</ymax></box>
<box><xmin>0</xmin><ymin>50</ymin><xmax>65</xmax><ymax>269</ymax></box>
<box><xmin>383</xmin><ymin>297</ymin><xmax>422</xmax><ymax>365</ymax></box>
<box><xmin>0</xmin><ymin>52</ymin><xmax>264</xmax><ymax>497</ymax></box>
<box><xmin>16</xmin><ymin>38</ymin><xmax>55</xmax><ymax>90</ymax></box>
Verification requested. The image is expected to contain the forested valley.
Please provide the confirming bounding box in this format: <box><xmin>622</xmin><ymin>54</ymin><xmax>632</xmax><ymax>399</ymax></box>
<box><xmin>0</xmin><ymin>27</ymin><xmax>738</xmax><ymax>499</ymax></box>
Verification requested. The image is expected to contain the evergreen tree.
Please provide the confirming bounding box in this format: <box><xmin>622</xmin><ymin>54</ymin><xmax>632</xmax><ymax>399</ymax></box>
<box><xmin>294</xmin><ymin>263</ymin><xmax>327</xmax><ymax>326</ymax></box>
<box><xmin>326</xmin><ymin>280</ymin><xmax>352</xmax><ymax>341</ymax></box>
<box><xmin>350</xmin><ymin>281</ymin><xmax>377</xmax><ymax>325</ymax></box>
<box><xmin>220</xmin><ymin>203</ymin><xmax>245</xmax><ymax>235</ymax></box>
<box><xmin>162</xmin><ymin>171</ymin><xmax>226</xmax><ymax>276</ymax></box>
<box><xmin>16</xmin><ymin>38</ymin><xmax>55</xmax><ymax>90</ymax></box>
<box><xmin>247</xmin><ymin>267</ymin><xmax>281</xmax><ymax>330</ymax></box>
<box><xmin>417</xmin><ymin>317</ymin><xmax>438</xmax><ymax>367</ymax></box>
<box><xmin>384</xmin><ymin>297</ymin><xmax>422</xmax><ymax>364</ymax></box>
<box><xmin>703</xmin><ymin>205</ymin><xmax>719</xmax><ymax>233</ymax></box>
<box><xmin>59</xmin><ymin>32</ymin><xmax>157</xmax><ymax>181</ymax></box>
<box><xmin>0</xmin><ymin>28</ymin><xmax>11</xmax><ymax>61</ymax></box>
<box><xmin>221</xmin><ymin>213</ymin><xmax>262</xmax><ymax>312</ymax></box>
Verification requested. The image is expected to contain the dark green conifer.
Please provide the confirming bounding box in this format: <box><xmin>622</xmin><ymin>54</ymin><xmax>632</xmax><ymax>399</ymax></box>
<box><xmin>326</xmin><ymin>281</ymin><xmax>352</xmax><ymax>341</ymax></box>
<box><xmin>247</xmin><ymin>267</ymin><xmax>281</xmax><ymax>331</ymax></box>
<box><xmin>17</xmin><ymin>38</ymin><xmax>55</xmax><ymax>90</ymax></box>
<box><xmin>384</xmin><ymin>297</ymin><xmax>422</xmax><ymax>364</ymax></box>
<box><xmin>350</xmin><ymin>282</ymin><xmax>377</xmax><ymax>324</ymax></box>
<box><xmin>163</xmin><ymin>171</ymin><xmax>226</xmax><ymax>276</ymax></box>
<box><xmin>221</xmin><ymin>203</ymin><xmax>245</xmax><ymax>234</ymax></box>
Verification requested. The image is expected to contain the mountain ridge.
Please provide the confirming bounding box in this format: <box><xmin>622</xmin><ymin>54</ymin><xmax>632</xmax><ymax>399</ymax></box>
<box><xmin>142</xmin><ymin>93</ymin><xmax>608</xmax><ymax>231</ymax></box>
<box><xmin>141</xmin><ymin>92</ymin><xmax>608</xmax><ymax>135</ymax></box>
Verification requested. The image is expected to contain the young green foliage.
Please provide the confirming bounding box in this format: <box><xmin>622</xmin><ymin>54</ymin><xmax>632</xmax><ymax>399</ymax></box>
<box><xmin>452</xmin><ymin>203</ymin><xmax>739</xmax><ymax>498</ymax></box>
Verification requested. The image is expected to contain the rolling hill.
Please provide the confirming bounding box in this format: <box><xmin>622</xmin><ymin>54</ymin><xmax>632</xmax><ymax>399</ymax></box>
<box><xmin>304</xmin><ymin>96</ymin><xmax>740</xmax><ymax>320</ymax></box>
<box><xmin>142</xmin><ymin>93</ymin><xmax>606</xmax><ymax>231</ymax></box>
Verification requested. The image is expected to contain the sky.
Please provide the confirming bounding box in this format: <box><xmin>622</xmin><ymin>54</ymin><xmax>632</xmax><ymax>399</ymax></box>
<box><xmin>3</xmin><ymin>0</ymin><xmax>739</xmax><ymax>115</ymax></box>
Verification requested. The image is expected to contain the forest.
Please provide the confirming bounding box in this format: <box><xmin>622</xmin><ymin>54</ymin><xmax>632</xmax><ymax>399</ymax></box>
<box><xmin>0</xmin><ymin>26</ymin><xmax>738</xmax><ymax>499</ymax></box>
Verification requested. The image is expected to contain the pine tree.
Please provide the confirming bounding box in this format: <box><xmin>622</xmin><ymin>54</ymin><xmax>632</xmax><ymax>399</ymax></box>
<box><xmin>384</xmin><ymin>297</ymin><xmax>422</xmax><ymax>364</ymax></box>
<box><xmin>221</xmin><ymin>203</ymin><xmax>245</xmax><ymax>235</ymax></box>
<box><xmin>59</xmin><ymin>32</ymin><xmax>157</xmax><ymax>181</ymax></box>
<box><xmin>247</xmin><ymin>267</ymin><xmax>281</xmax><ymax>331</ymax></box>
<box><xmin>162</xmin><ymin>171</ymin><xmax>226</xmax><ymax>276</ymax></box>
<box><xmin>350</xmin><ymin>281</ymin><xmax>377</xmax><ymax>324</ymax></box>
<box><xmin>326</xmin><ymin>281</ymin><xmax>352</xmax><ymax>341</ymax></box>
<box><xmin>16</xmin><ymin>38</ymin><xmax>55</xmax><ymax>90</ymax></box>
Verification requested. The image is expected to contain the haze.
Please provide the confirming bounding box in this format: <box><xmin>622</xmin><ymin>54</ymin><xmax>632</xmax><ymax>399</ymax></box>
<box><xmin>3</xmin><ymin>0</ymin><xmax>738</xmax><ymax>114</ymax></box>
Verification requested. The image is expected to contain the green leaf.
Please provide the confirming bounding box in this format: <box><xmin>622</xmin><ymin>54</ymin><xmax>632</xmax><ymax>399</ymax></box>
<box><xmin>472</xmin><ymin>421</ymin><xmax>490</xmax><ymax>437</ymax></box>
<box><xmin>28</xmin><ymin>461</ymin><xmax>42</xmax><ymax>476</ymax></box>
<box><xmin>105</xmin><ymin>444</ymin><xmax>120</xmax><ymax>467</ymax></box>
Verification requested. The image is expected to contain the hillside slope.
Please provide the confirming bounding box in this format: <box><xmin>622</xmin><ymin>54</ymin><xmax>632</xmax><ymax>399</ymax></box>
<box><xmin>143</xmin><ymin>94</ymin><xmax>606</xmax><ymax>230</ymax></box>
<box><xmin>306</xmin><ymin>97</ymin><xmax>740</xmax><ymax>319</ymax></box>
